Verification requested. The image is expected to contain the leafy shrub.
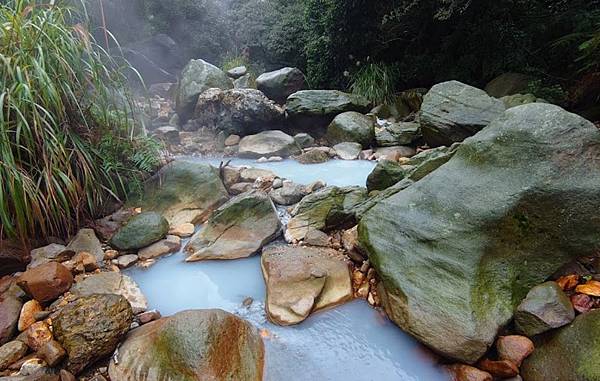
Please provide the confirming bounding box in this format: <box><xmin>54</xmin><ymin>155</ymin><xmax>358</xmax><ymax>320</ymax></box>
<box><xmin>351</xmin><ymin>63</ymin><xmax>400</xmax><ymax>105</ymax></box>
<box><xmin>0</xmin><ymin>0</ymin><xmax>160</xmax><ymax>241</ymax></box>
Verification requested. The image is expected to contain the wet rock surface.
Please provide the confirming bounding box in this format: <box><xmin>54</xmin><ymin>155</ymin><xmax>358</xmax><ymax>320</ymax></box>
<box><xmin>261</xmin><ymin>244</ymin><xmax>352</xmax><ymax>325</ymax></box>
<box><xmin>359</xmin><ymin>103</ymin><xmax>600</xmax><ymax>362</ymax></box>
<box><xmin>186</xmin><ymin>191</ymin><xmax>281</xmax><ymax>261</ymax></box>
<box><xmin>108</xmin><ymin>309</ymin><xmax>264</xmax><ymax>381</ymax></box>
<box><xmin>53</xmin><ymin>294</ymin><xmax>133</xmax><ymax>375</ymax></box>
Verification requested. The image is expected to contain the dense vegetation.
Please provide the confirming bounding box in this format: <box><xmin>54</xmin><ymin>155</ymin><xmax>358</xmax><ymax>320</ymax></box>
<box><xmin>93</xmin><ymin>0</ymin><xmax>599</xmax><ymax>112</ymax></box>
<box><xmin>0</xmin><ymin>0</ymin><xmax>160</xmax><ymax>242</ymax></box>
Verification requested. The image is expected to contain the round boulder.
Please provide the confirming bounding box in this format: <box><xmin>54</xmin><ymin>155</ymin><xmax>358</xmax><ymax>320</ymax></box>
<box><xmin>110</xmin><ymin>212</ymin><xmax>169</xmax><ymax>251</ymax></box>
<box><xmin>326</xmin><ymin>112</ymin><xmax>375</xmax><ymax>148</ymax></box>
<box><xmin>256</xmin><ymin>67</ymin><xmax>307</xmax><ymax>104</ymax></box>
<box><xmin>108</xmin><ymin>309</ymin><xmax>264</xmax><ymax>381</ymax></box>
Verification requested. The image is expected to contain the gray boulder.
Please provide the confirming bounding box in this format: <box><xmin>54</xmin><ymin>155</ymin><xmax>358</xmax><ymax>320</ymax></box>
<box><xmin>256</xmin><ymin>67</ymin><xmax>307</xmax><ymax>104</ymax></box>
<box><xmin>109</xmin><ymin>309</ymin><xmax>264</xmax><ymax>381</ymax></box>
<box><xmin>63</xmin><ymin>229</ymin><xmax>104</xmax><ymax>264</ymax></box>
<box><xmin>110</xmin><ymin>212</ymin><xmax>169</xmax><ymax>251</ymax></box>
<box><xmin>269</xmin><ymin>182</ymin><xmax>307</xmax><ymax>205</ymax></box>
<box><xmin>138</xmin><ymin>160</ymin><xmax>229</xmax><ymax>226</ymax></box>
<box><xmin>227</xmin><ymin>65</ymin><xmax>247</xmax><ymax>79</ymax></box>
<box><xmin>186</xmin><ymin>191</ymin><xmax>281</xmax><ymax>261</ymax></box>
<box><xmin>294</xmin><ymin>133</ymin><xmax>315</xmax><ymax>148</ymax></box>
<box><xmin>514</xmin><ymin>281</ymin><xmax>575</xmax><ymax>337</ymax></box>
<box><xmin>375</xmin><ymin>122</ymin><xmax>421</xmax><ymax>147</ymax></box>
<box><xmin>175</xmin><ymin>59</ymin><xmax>233</xmax><ymax>122</ymax></box>
<box><xmin>327</xmin><ymin>112</ymin><xmax>375</xmax><ymax>148</ymax></box>
<box><xmin>234</xmin><ymin>73</ymin><xmax>256</xmax><ymax>89</ymax></box>
<box><xmin>238</xmin><ymin>130</ymin><xmax>301</xmax><ymax>159</ymax></box>
<box><xmin>521</xmin><ymin>310</ymin><xmax>600</xmax><ymax>381</ymax></box>
<box><xmin>420</xmin><ymin>80</ymin><xmax>505</xmax><ymax>147</ymax></box>
<box><xmin>366</xmin><ymin>160</ymin><xmax>407</xmax><ymax>192</ymax></box>
<box><xmin>286</xmin><ymin>90</ymin><xmax>371</xmax><ymax>128</ymax></box>
<box><xmin>286</xmin><ymin>186</ymin><xmax>367</xmax><ymax>242</ymax></box>
<box><xmin>188</xmin><ymin>88</ymin><xmax>284</xmax><ymax>135</ymax></box>
<box><xmin>333</xmin><ymin>142</ymin><xmax>362</xmax><ymax>160</ymax></box>
<box><xmin>359</xmin><ymin>103</ymin><xmax>600</xmax><ymax>363</ymax></box>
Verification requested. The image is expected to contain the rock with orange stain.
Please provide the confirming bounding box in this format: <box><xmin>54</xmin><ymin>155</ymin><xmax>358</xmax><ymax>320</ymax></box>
<box><xmin>26</xmin><ymin>321</ymin><xmax>53</xmax><ymax>351</ymax></box>
<box><xmin>17</xmin><ymin>300</ymin><xmax>43</xmax><ymax>332</ymax></box>
<box><xmin>261</xmin><ymin>244</ymin><xmax>352</xmax><ymax>325</ymax></box>
<box><xmin>445</xmin><ymin>364</ymin><xmax>492</xmax><ymax>381</ymax></box>
<box><xmin>108</xmin><ymin>309</ymin><xmax>264</xmax><ymax>381</ymax></box>
<box><xmin>476</xmin><ymin>358</ymin><xmax>519</xmax><ymax>378</ymax></box>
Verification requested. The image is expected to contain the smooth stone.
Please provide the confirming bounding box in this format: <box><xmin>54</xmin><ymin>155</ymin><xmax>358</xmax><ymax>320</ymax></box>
<box><xmin>38</xmin><ymin>340</ymin><xmax>66</xmax><ymax>367</ymax></box>
<box><xmin>113</xmin><ymin>254</ymin><xmax>138</xmax><ymax>269</ymax></box>
<box><xmin>17</xmin><ymin>300</ymin><xmax>43</xmax><ymax>332</ymax></box>
<box><xmin>373</xmin><ymin>145</ymin><xmax>416</xmax><ymax>161</ymax></box>
<box><xmin>294</xmin><ymin>133</ymin><xmax>315</xmax><ymax>148</ymax></box>
<box><xmin>54</xmin><ymin>294</ymin><xmax>133</xmax><ymax>375</ymax></box>
<box><xmin>186</xmin><ymin>191</ymin><xmax>281</xmax><ymax>261</ymax></box>
<box><xmin>327</xmin><ymin>112</ymin><xmax>375</xmax><ymax>148</ymax></box>
<box><xmin>110</xmin><ymin>212</ymin><xmax>169</xmax><ymax>251</ymax></box>
<box><xmin>238</xmin><ymin>130</ymin><xmax>301</xmax><ymax>159</ymax></box>
<box><xmin>420</xmin><ymin>80</ymin><xmax>505</xmax><ymax>147</ymax></box>
<box><xmin>17</xmin><ymin>262</ymin><xmax>73</xmax><ymax>303</ymax></box>
<box><xmin>514</xmin><ymin>281</ymin><xmax>575</xmax><ymax>337</ymax></box>
<box><xmin>333</xmin><ymin>142</ymin><xmax>363</xmax><ymax>160</ymax></box>
<box><xmin>168</xmin><ymin>223</ymin><xmax>195</xmax><ymax>238</ymax></box>
<box><xmin>138</xmin><ymin>160</ymin><xmax>229</xmax><ymax>226</ymax></box>
<box><xmin>269</xmin><ymin>183</ymin><xmax>307</xmax><ymax>205</ymax></box>
<box><xmin>303</xmin><ymin>229</ymin><xmax>331</xmax><ymax>247</ymax></box>
<box><xmin>108</xmin><ymin>309</ymin><xmax>264</xmax><ymax>381</ymax></box>
<box><xmin>227</xmin><ymin>65</ymin><xmax>247</xmax><ymax>79</ymax></box>
<box><xmin>261</xmin><ymin>244</ymin><xmax>352</xmax><ymax>325</ymax></box>
<box><xmin>257</xmin><ymin>67</ymin><xmax>307</xmax><ymax>104</ymax></box>
<box><xmin>137</xmin><ymin>235</ymin><xmax>182</xmax><ymax>260</ymax></box>
<box><xmin>286</xmin><ymin>90</ymin><xmax>371</xmax><ymax>120</ymax></box>
<box><xmin>445</xmin><ymin>364</ymin><xmax>492</xmax><ymax>381</ymax></box>
<box><xmin>366</xmin><ymin>160</ymin><xmax>407</xmax><ymax>192</ymax></box>
<box><xmin>239</xmin><ymin>167</ymin><xmax>276</xmax><ymax>183</ymax></box>
<box><xmin>496</xmin><ymin>335</ymin><xmax>534</xmax><ymax>367</ymax></box>
<box><xmin>476</xmin><ymin>358</ymin><xmax>518</xmax><ymax>378</ymax></box>
<box><xmin>0</xmin><ymin>292</ymin><xmax>22</xmax><ymax>345</ymax></box>
<box><xmin>375</xmin><ymin>122</ymin><xmax>421</xmax><ymax>146</ymax></box>
<box><xmin>25</xmin><ymin>321</ymin><xmax>52</xmax><ymax>351</ymax></box>
<box><xmin>70</xmin><ymin>272</ymin><xmax>148</xmax><ymax>314</ymax></box>
<box><xmin>295</xmin><ymin>149</ymin><xmax>330</xmax><ymax>164</ymax></box>
<box><xmin>225</xmin><ymin>134</ymin><xmax>241</xmax><ymax>146</ymax></box>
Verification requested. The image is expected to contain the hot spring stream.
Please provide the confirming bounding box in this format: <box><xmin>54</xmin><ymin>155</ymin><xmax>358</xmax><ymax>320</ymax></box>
<box><xmin>126</xmin><ymin>158</ymin><xmax>449</xmax><ymax>381</ymax></box>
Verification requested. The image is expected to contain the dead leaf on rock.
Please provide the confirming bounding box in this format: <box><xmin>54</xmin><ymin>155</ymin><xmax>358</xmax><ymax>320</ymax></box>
<box><xmin>575</xmin><ymin>280</ymin><xmax>600</xmax><ymax>297</ymax></box>
<box><xmin>557</xmin><ymin>274</ymin><xmax>580</xmax><ymax>291</ymax></box>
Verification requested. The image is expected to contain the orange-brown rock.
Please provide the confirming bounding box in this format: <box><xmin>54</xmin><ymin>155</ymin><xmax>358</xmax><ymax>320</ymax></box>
<box><xmin>17</xmin><ymin>300</ymin><xmax>43</xmax><ymax>331</ymax></box>
<box><xmin>17</xmin><ymin>262</ymin><xmax>73</xmax><ymax>303</ymax></box>
<box><xmin>496</xmin><ymin>335</ymin><xmax>534</xmax><ymax>367</ymax></box>
<box><xmin>477</xmin><ymin>358</ymin><xmax>519</xmax><ymax>378</ymax></box>
<box><xmin>445</xmin><ymin>364</ymin><xmax>492</xmax><ymax>381</ymax></box>
<box><xmin>26</xmin><ymin>321</ymin><xmax>53</xmax><ymax>351</ymax></box>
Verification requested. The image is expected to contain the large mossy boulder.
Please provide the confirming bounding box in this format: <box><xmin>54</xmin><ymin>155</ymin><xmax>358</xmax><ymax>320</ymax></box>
<box><xmin>256</xmin><ymin>67</ymin><xmax>307</xmax><ymax>104</ymax></box>
<box><xmin>286</xmin><ymin>186</ymin><xmax>367</xmax><ymax>242</ymax></box>
<box><xmin>138</xmin><ymin>160</ymin><xmax>229</xmax><ymax>226</ymax></box>
<box><xmin>175</xmin><ymin>59</ymin><xmax>233</xmax><ymax>122</ymax></box>
<box><xmin>238</xmin><ymin>130</ymin><xmax>301</xmax><ymax>158</ymax></box>
<box><xmin>108</xmin><ymin>309</ymin><xmax>264</xmax><ymax>381</ymax></box>
<box><xmin>359</xmin><ymin>103</ymin><xmax>600</xmax><ymax>363</ymax></box>
<box><xmin>110</xmin><ymin>212</ymin><xmax>169</xmax><ymax>251</ymax></box>
<box><xmin>54</xmin><ymin>294</ymin><xmax>133</xmax><ymax>374</ymax></box>
<box><xmin>185</xmin><ymin>191</ymin><xmax>281</xmax><ymax>261</ymax></box>
<box><xmin>326</xmin><ymin>112</ymin><xmax>375</xmax><ymax>148</ymax></box>
<box><xmin>189</xmin><ymin>88</ymin><xmax>284</xmax><ymax>135</ymax></box>
<box><xmin>420</xmin><ymin>80</ymin><xmax>505</xmax><ymax>147</ymax></box>
<box><xmin>286</xmin><ymin>90</ymin><xmax>371</xmax><ymax>129</ymax></box>
<box><xmin>521</xmin><ymin>310</ymin><xmax>600</xmax><ymax>381</ymax></box>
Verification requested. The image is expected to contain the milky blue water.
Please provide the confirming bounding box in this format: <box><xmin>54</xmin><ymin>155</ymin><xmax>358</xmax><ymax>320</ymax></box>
<box><xmin>126</xmin><ymin>159</ymin><xmax>449</xmax><ymax>381</ymax></box>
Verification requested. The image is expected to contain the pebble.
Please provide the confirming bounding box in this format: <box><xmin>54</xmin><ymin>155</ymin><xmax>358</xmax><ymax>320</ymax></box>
<box><xmin>496</xmin><ymin>335</ymin><xmax>534</xmax><ymax>367</ymax></box>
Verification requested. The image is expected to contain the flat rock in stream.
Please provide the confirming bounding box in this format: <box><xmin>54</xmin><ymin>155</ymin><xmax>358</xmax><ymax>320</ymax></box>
<box><xmin>186</xmin><ymin>191</ymin><xmax>281</xmax><ymax>261</ymax></box>
<box><xmin>137</xmin><ymin>160</ymin><xmax>229</xmax><ymax>226</ymax></box>
<box><xmin>261</xmin><ymin>244</ymin><xmax>352</xmax><ymax>325</ymax></box>
<box><xmin>109</xmin><ymin>309</ymin><xmax>264</xmax><ymax>381</ymax></box>
<box><xmin>359</xmin><ymin>103</ymin><xmax>600</xmax><ymax>363</ymax></box>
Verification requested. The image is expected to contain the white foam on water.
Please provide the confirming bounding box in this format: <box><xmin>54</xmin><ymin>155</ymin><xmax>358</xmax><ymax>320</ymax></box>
<box><xmin>126</xmin><ymin>158</ymin><xmax>449</xmax><ymax>381</ymax></box>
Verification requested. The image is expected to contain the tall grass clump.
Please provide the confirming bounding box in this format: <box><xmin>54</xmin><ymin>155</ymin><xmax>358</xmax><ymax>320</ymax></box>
<box><xmin>350</xmin><ymin>62</ymin><xmax>399</xmax><ymax>105</ymax></box>
<box><xmin>0</xmin><ymin>0</ymin><xmax>160</xmax><ymax>242</ymax></box>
